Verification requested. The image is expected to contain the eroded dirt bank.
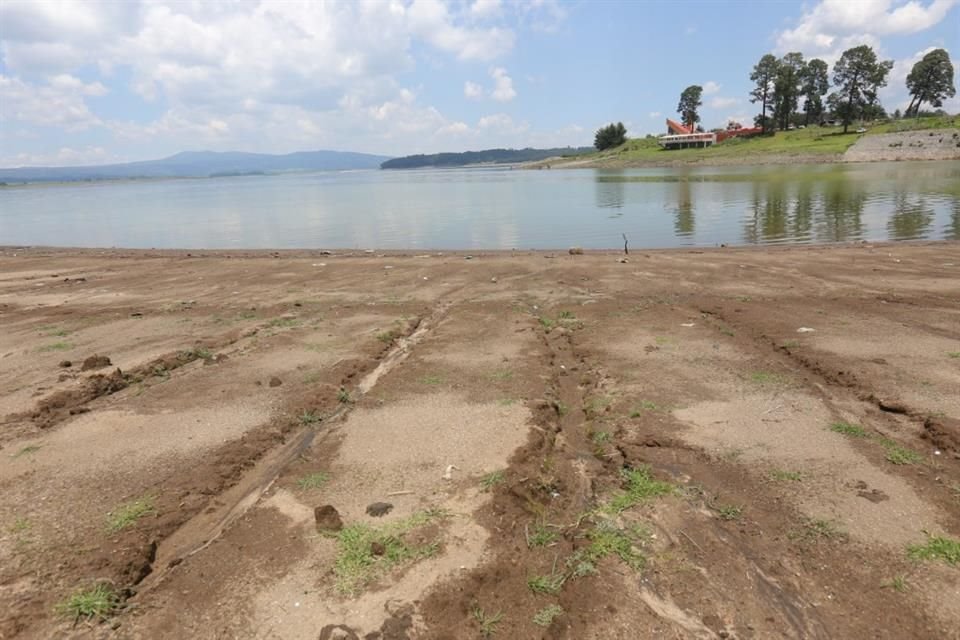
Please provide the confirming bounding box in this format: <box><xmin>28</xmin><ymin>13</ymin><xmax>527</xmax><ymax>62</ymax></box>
<box><xmin>1</xmin><ymin>243</ymin><xmax>958</xmax><ymax>639</ymax></box>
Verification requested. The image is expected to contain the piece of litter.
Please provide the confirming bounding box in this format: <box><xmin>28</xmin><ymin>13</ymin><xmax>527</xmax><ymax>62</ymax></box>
<box><xmin>442</xmin><ymin>464</ymin><xmax>459</xmax><ymax>480</ymax></box>
<box><xmin>384</xmin><ymin>265</ymin><xmax>393</xmax><ymax>270</ymax></box>
<box><xmin>422</xmin><ymin>276</ymin><xmax>429</xmax><ymax>280</ymax></box>
<box><xmin>681</xmin><ymin>323</ymin><xmax>695</xmax><ymax>327</ymax></box>
<box><xmin>934</xmin><ymin>450</ymin><xmax>941</xmax><ymax>456</ymax></box>
<box><xmin>797</xmin><ymin>327</ymin><xmax>815</xmax><ymax>333</ymax></box>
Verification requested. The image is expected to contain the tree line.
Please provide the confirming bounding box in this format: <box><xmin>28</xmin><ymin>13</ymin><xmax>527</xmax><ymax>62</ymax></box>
<box><xmin>594</xmin><ymin>45</ymin><xmax>954</xmax><ymax>149</ymax></box>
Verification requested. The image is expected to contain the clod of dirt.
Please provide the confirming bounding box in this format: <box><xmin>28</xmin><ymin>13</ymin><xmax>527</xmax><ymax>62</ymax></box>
<box><xmin>922</xmin><ymin>415</ymin><xmax>960</xmax><ymax>457</ymax></box>
<box><xmin>314</xmin><ymin>505</ymin><xmax>343</xmax><ymax>532</ymax></box>
<box><xmin>269</xmin><ymin>376</ymin><xmax>283</xmax><ymax>387</ymax></box>
<box><xmin>319</xmin><ymin>625</ymin><xmax>359</xmax><ymax>640</ymax></box>
<box><xmin>81</xmin><ymin>354</ymin><xmax>112</xmax><ymax>371</ymax></box>
<box><xmin>365</xmin><ymin>502</ymin><xmax>393</xmax><ymax>517</ymax></box>
<box><xmin>58</xmin><ymin>360</ymin><xmax>72</xmax><ymax>368</ymax></box>
<box><xmin>569</xmin><ymin>247</ymin><xmax>584</xmax><ymax>255</ymax></box>
<box><xmin>371</xmin><ymin>541</ymin><xmax>386</xmax><ymax>556</ymax></box>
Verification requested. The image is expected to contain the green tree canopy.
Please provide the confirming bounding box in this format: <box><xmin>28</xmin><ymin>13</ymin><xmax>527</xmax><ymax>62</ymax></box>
<box><xmin>773</xmin><ymin>52</ymin><xmax>805</xmax><ymax>130</ymax></box>
<box><xmin>677</xmin><ymin>85</ymin><xmax>703</xmax><ymax>129</ymax></box>
<box><xmin>750</xmin><ymin>54</ymin><xmax>780</xmax><ymax>134</ymax></box>
<box><xmin>800</xmin><ymin>58</ymin><xmax>829</xmax><ymax>124</ymax></box>
<box><xmin>905</xmin><ymin>48</ymin><xmax>956</xmax><ymax>118</ymax></box>
<box><xmin>594</xmin><ymin>122</ymin><xmax>627</xmax><ymax>151</ymax></box>
<box><xmin>827</xmin><ymin>45</ymin><xmax>893</xmax><ymax>133</ymax></box>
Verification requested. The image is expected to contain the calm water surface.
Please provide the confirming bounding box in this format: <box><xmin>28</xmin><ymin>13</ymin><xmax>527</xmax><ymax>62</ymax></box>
<box><xmin>1</xmin><ymin>161</ymin><xmax>957</xmax><ymax>249</ymax></box>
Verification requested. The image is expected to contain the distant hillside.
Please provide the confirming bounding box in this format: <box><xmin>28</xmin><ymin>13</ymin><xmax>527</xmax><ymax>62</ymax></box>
<box><xmin>381</xmin><ymin>147</ymin><xmax>593</xmax><ymax>169</ymax></box>
<box><xmin>0</xmin><ymin>150</ymin><xmax>392</xmax><ymax>183</ymax></box>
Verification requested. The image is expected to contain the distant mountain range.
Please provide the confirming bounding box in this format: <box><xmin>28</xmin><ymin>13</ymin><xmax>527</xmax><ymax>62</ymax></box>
<box><xmin>381</xmin><ymin>147</ymin><xmax>593</xmax><ymax>169</ymax></box>
<box><xmin>0</xmin><ymin>150</ymin><xmax>392</xmax><ymax>183</ymax></box>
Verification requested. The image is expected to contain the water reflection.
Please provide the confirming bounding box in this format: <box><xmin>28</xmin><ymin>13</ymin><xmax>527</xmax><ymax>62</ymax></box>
<box><xmin>594</xmin><ymin>173</ymin><xmax>625</xmax><ymax>209</ymax></box>
<box><xmin>817</xmin><ymin>175</ymin><xmax>865</xmax><ymax>242</ymax></box>
<box><xmin>673</xmin><ymin>180</ymin><xmax>695</xmax><ymax>236</ymax></box>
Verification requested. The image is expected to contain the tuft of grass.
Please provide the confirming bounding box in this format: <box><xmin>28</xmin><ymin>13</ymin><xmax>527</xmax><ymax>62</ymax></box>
<box><xmin>181</xmin><ymin>346</ymin><xmax>212</xmax><ymax>360</ymax></box>
<box><xmin>268</xmin><ymin>317</ymin><xmax>300</xmax><ymax>329</ymax></box>
<box><xmin>558</xmin><ymin>310</ymin><xmax>575</xmax><ymax>320</ymax></box>
<box><xmin>38</xmin><ymin>341</ymin><xmax>73</xmax><ymax>352</ymax></box>
<box><xmin>299</xmin><ymin>410</ymin><xmax>321</xmax><ymax>425</ymax></box>
<box><xmin>55</xmin><ymin>584</ymin><xmax>119</xmax><ymax>621</ymax></box>
<box><xmin>875</xmin><ymin>437</ymin><xmax>923</xmax><ymax>465</ymax></box>
<box><xmin>12</xmin><ymin>444</ymin><xmax>42</xmax><ymax>458</ymax></box>
<box><xmin>790</xmin><ymin>517</ymin><xmax>846</xmax><ymax>543</ymax></box>
<box><xmin>829</xmin><ymin>421</ymin><xmax>867</xmax><ymax>437</ymax></box>
<box><xmin>770</xmin><ymin>469</ymin><xmax>803</xmax><ymax>482</ymax></box>
<box><xmin>749</xmin><ymin>371</ymin><xmax>785</xmax><ymax>385</ymax></box>
<box><xmin>420</xmin><ymin>374</ymin><xmax>444</xmax><ymax>385</ymax></box>
<box><xmin>376</xmin><ymin>329</ymin><xmax>398</xmax><ymax>343</ymax></box>
<box><xmin>489</xmin><ymin>369</ymin><xmax>513</xmax><ymax>381</ymax></box>
<box><xmin>907</xmin><ymin>533</ymin><xmax>960</xmax><ymax>566</ymax></box>
<box><xmin>607</xmin><ymin>466</ymin><xmax>674</xmax><ymax>513</ymax></box>
<box><xmin>303</xmin><ymin>371</ymin><xmax>322</xmax><ymax>384</ymax></box>
<box><xmin>585</xmin><ymin>520</ymin><xmax>646</xmax><ymax>570</ymax></box>
<box><xmin>333</xmin><ymin>511</ymin><xmax>443</xmax><ymax>594</ymax></box>
<box><xmin>715</xmin><ymin>504</ymin><xmax>743</xmax><ymax>521</ymax></box>
<box><xmin>472</xmin><ymin>605</ymin><xmax>503</xmax><ymax>638</ymax></box>
<box><xmin>948</xmin><ymin>351</ymin><xmax>960</xmax><ymax>359</ymax></box>
<box><xmin>297</xmin><ymin>472</ymin><xmax>329</xmax><ymax>490</ymax></box>
<box><xmin>480</xmin><ymin>470</ymin><xmax>505</xmax><ymax>491</ymax></box>
<box><xmin>532</xmin><ymin>604</ymin><xmax>564</xmax><ymax>627</ymax></box>
<box><xmin>527</xmin><ymin>521</ymin><xmax>558</xmax><ymax>548</ymax></box>
<box><xmin>105</xmin><ymin>497</ymin><xmax>155</xmax><ymax>533</ymax></box>
<box><xmin>591</xmin><ymin>430</ymin><xmax>611</xmax><ymax>445</ymax></box>
<box><xmin>781</xmin><ymin>340</ymin><xmax>800</xmax><ymax>349</ymax></box>
<box><xmin>885</xmin><ymin>575</ymin><xmax>908</xmax><ymax>592</ymax></box>
<box><xmin>43</xmin><ymin>326</ymin><xmax>72</xmax><ymax>337</ymax></box>
<box><xmin>337</xmin><ymin>388</ymin><xmax>352</xmax><ymax>404</ymax></box>
<box><xmin>527</xmin><ymin>570</ymin><xmax>565</xmax><ymax>595</ymax></box>
<box><xmin>538</xmin><ymin>316</ymin><xmax>555</xmax><ymax>330</ymax></box>
<box><xmin>9</xmin><ymin>517</ymin><xmax>31</xmax><ymax>534</ymax></box>
<box><xmin>497</xmin><ymin>397</ymin><xmax>516</xmax><ymax>406</ymax></box>
<box><xmin>630</xmin><ymin>400</ymin><xmax>659</xmax><ymax>417</ymax></box>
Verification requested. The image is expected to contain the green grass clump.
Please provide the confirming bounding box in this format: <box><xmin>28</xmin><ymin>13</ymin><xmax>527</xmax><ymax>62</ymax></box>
<box><xmin>12</xmin><ymin>444</ymin><xmax>42</xmax><ymax>458</ymax></box>
<box><xmin>790</xmin><ymin>517</ymin><xmax>845</xmax><ymax>543</ymax></box>
<box><xmin>480</xmin><ymin>470</ymin><xmax>505</xmax><ymax>491</ymax></box>
<box><xmin>376</xmin><ymin>329</ymin><xmax>398</xmax><ymax>343</ymax></box>
<box><xmin>105</xmin><ymin>497</ymin><xmax>155</xmax><ymax>533</ymax></box>
<box><xmin>268</xmin><ymin>317</ymin><xmax>300</xmax><ymax>328</ymax></box>
<box><xmin>607</xmin><ymin>466</ymin><xmax>674</xmax><ymax>513</ymax></box>
<box><xmin>420</xmin><ymin>374</ymin><xmax>444</xmax><ymax>385</ymax></box>
<box><xmin>591</xmin><ymin>430</ymin><xmax>611</xmax><ymax>445</ymax></box>
<box><xmin>585</xmin><ymin>521</ymin><xmax>647</xmax><ymax>570</ymax></box>
<box><xmin>528</xmin><ymin>571</ymin><xmax>565</xmax><ymax>595</ymax></box>
<box><xmin>181</xmin><ymin>346</ymin><xmax>212</xmax><ymax>360</ymax></box>
<box><xmin>770</xmin><ymin>469</ymin><xmax>803</xmax><ymax>482</ymax></box>
<box><xmin>472</xmin><ymin>605</ymin><xmax>503</xmax><ymax>638</ymax></box>
<box><xmin>527</xmin><ymin>521</ymin><xmax>558</xmax><ymax>548</ymax></box>
<box><xmin>886</xmin><ymin>575</ymin><xmax>908</xmax><ymax>592</ymax></box>
<box><xmin>532</xmin><ymin>604</ymin><xmax>564</xmax><ymax>627</ymax></box>
<box><xmin>538</xmin><ymin>316</ymin><xmax>555</xmax><ymax>330</ymax></box>
<box><xmin>907</xmin><ymin>534</ymin><xmax>960</xmax><ymax>566</ymax></box>
<box><xmin>883</xmin><ymin>443</ymin><xmax>923</xmax><ymax>465</ymax></box>
<box><xmin>38</xmin><ymin>341</ymin><xmax>73</xmax><ymax>352</ymax></box>
<box><xmin>9</xmin><ymin>517</ymin><xmax>31</xmax><ymax>534</ymax></box>
<box><xmin>337</xmin><ymin>388</ymin><xmax>352</xmax><ymax>403</ymax></box>
<box><xmin>296</xmin><ymin>472</ymin><xmax>329</xmax><ymax>490</ymax></box>
<box><xmin>333</xmin><ymin>511</ymin><xmax>443</xmax><ymax>594</ymax></box>
<box><xmin>829</xmin><ymin>422</ymin><xmax>867</xmax><ymax>437</ymax></box>
<box><xmin>55</xmin><ymin>584</ymin><xmax>119</xmax><ymax>621</ymax></box>
<box><xmin>715</xmin><ymin>504</ymin><xmax>743</xmax><ymax>521</ymax></box>
<box><xmin>946</xmin><ymin>351</ymin><xmax>959</xmax><ymax>359</ymax></box>
<box><xmin>489</xmin><ymin>369</ymin><xmax>513</xmax><ymax>381</ymax></box>
<box><xmin>749</xmin><ymin>371</ymin><xmax>785</xmax><ymax>385</ymax></box>
<box><xmin>299</xmin><ymin>410</ymin><xmax>321</xmax><ymax>425</ymax></box>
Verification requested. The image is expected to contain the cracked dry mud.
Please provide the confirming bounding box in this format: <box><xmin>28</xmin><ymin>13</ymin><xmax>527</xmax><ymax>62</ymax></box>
<box><xmin>1</xmin><ymin>243</ymin><xmax>959</xmax><ymax>639</ymax></box>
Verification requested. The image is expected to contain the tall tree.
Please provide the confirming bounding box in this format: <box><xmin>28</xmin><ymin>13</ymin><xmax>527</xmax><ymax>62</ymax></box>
<box><xmin>800</xmin><ymin>58</ymin><xmax>829</xmax><ymax>125</ymax></box>
<box><xmin>677</xmin><ymin>85</ymin><xmax>703</xmax><ymax>130</ymax></box>
<box><xmin>827</xmin><ymin>45</ymin><xmax>894</xmax><ymax>133</ymax></box>
<box><xmin>594</xmin><ymin>122</ymin><xmax>627</xmax><ymax>151</ymax></box>
<box><xmin>750</xmin><ymin>54</ymin><xmax>780</xmax><ymax>134</ymax></box>
<box><xmin>905</xmin><ymin>48</ymin><xmax>956</xmax><ymax>118</ymax></box>
<box><xmin>773</xmin><ymin>52</ymin><xmax>805</xmax><ymax>130</ymax></box>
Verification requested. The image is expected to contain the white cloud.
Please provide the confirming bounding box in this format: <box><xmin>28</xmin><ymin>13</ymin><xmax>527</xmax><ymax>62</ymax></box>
<box><xmin>470</xmin><ymin>0</ymin><xmax>502</xmax><ymax>19</ymax></box>
<box><xmin>490</xmin><ymin>67</ymin><xmax>516</xmax><ymax>102</ymax></box>
<box><xmin>464</xmin><ymin>81</ymin><xmax>484</xmax><ymax>99</ymax></box>
<box><xmin>702</xmin><ymin>81</ymin><xmax>721</xmax><ymax>95</ymax></box>
<box><xmin>438</xmin><ymin>121</ymin><xmax>471</xmax><ymax>135</ymax></box>
<box><xmin>776</xmin><ymin>0</ymin><xmax>958</xmax><ymax>54</ymax></box>
<box><xmin>478</xmin><ymin>113</ymin><xmax>527</xmax><ymax>134</ymax></box>
<box><xmin>0</xmin><ymin>145</ymin><xmax>119</xmax><ymax>168</ymax></box>
<box><xmin>709</xmin><ymin>96</ymin><xmax>739</xmax><ymax>109</ymax></box>
<box><xmin>648</xmin><ymin>111</ymin><xmax>662</xmax><ymax>118</ymax></box>
<box><xmin>0</xmin><ymin>74</ymin><xmax>106</xmax><ymax>130</ymax></box>
<box><xmin>407</xmin><ymin>0</ymin><xmax>514</xmax><ymax>61</ymax></box>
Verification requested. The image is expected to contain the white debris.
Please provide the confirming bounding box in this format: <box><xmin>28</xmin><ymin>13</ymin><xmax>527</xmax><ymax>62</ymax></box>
<box><xmin>442</xmin><ymin>464</ymin><xmax>459</xmax><ymax>480</ymax></box>
<box><xmin>797</xmin><ymin>327</ymin><xmax>816</xmax><ymax>333</ymax></box>
<box><xmin>681</xmin><ymin>323</ymin><xmax>695</xmax><ymax>327</ymax></box>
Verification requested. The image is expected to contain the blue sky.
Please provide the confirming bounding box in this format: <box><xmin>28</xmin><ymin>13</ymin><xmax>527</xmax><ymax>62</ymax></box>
<box><xmin>1</xmin><ymin>0</ymin><xmax>957</xmax><ymax>166</ymax></box>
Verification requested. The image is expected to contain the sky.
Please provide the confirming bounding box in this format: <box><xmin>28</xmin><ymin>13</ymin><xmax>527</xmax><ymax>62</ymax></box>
<box><xmin>0</xmin><ymin>0</ymin><xmax>958</xmax><ymax>167</ymax></box>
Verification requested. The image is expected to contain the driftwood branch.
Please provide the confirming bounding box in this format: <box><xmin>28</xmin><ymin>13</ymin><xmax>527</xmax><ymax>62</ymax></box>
<box><xmin>622</xmin><ymin>233</ymin><xmax>629</xmax><ymax>255</ymax></box>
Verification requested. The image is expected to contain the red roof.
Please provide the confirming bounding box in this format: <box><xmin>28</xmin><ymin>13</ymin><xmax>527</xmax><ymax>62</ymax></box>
<box><xmin>666</xmin><ymin>118</ymin><xmax>692</xmax><ymax>134</ymax></box>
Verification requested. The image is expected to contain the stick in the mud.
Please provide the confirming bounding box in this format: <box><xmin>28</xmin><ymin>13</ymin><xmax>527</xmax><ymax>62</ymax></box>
<box><xmin>622</xmin><ymin>233</ymin><xmax>629</xmax><ymax>255</ymax></box>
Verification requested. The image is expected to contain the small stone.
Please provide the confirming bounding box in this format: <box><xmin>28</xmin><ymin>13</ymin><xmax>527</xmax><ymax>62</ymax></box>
<box><xmin>618</xmin><ymin>257</ymin><xmax>629</xmax><ymax>263</ymax></box>
<box><xmin>370</xmin><ymin>541</ymin><xmax>386</xmax><ymax>556</ymax></box>
<box><xmin>490</xmin><ymin>277</ymin><xmax>497</xmax><ymax>283</ymax></box>
<box><xmin>58</xmin><ymin>360</ymin><xmax>72</xmax><ymax>368</ymax></box>
<box><xmin>81</xmin><ymin>355</ymin><xmax>112</xmax><ymax>371</ymax></box>
<box><xmin>365</xmin><ymin>502</ymin><xmax>393</xmax><ymax>517</ymax></box>
<box><xmin>314</xmin><ymin>505</ymin><xmax>343</xmax><ymax>532</ymax></box>
<box><xmin>269</xmin><ymin>376</ymin><xmax>283</xmax><ymax>387</ymax></box>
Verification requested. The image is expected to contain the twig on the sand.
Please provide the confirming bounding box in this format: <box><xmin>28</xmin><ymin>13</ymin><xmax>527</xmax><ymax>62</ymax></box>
<box><xmin>763</xmin><ymin>404</ymin><xmax>784</xmax><ymax>415</ymax></box>
<box><xmin>678</xmin><ymin>529</ymin><xmax>704</xmax><ymax>554</ymax></box>
<box><xmin>387</xmin><ymin>490</ymin><xmax>415</xmax><ymax>497</ymax></box>
<box><xmin>622</xmin><ymin>233</ymin><xmax>629</xmax><ymax>255</ymax></box>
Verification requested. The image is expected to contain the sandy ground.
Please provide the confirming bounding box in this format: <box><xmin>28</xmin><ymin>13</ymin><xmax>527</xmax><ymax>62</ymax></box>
<box><xmin>1</xmin><ymin>243</ymin><xmax>959</xmax><ymax>639</ymax></box>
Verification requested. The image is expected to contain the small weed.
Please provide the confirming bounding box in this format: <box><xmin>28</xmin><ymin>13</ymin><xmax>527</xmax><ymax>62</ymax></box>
<box><xmin>566</xmin><ymin>548</ymin><xmax>598</xmax><ymax>577</ymax></box>
<box><xmin>558</xmin><ymin>310</ymin><xmax>575</xmax><ymax>320</ymax></box>
<box><xmin>883</xmin><ymin>444</ymin><xmax>923</xmax><ymax>465</ymax></box>
<box><xmin>749</xmin><ymin>371</ymin><xmax>784</xmax><ymax>385</ymax></box>
<box><xmin>532</xmin><ymin>604</ymin><xmax>564</xmax><ymax>627</ymax></box>
<box><xmin>770</xmin><ymin>469</ymin><xmax>803</xmax><ymax>482</ymax></box>
<box><xmin>829</xmin><ymin>422</ymin><xmax>867</xmax><ymax>437</ymax></box>
<box><xmin>489</xmin><ymin>369</ymin><xmax>513</xmax><ymax>381</ymax></box>
<box><xmin>43</xmin><ymin>326</ymin><xmax>72</xmax><ymax>337</ymax></box>
<box><xmin>297</xmin><ymin>472</ymin><xmax>329</xmax><ymax>490</ymax></box>
<box><xmin>790</xmin><ymin>517</ymin><xmax>845</xmax><ymax>543</ymax></box>
<box><xmin>9</xmin><ymin>517</ymin><xmax>31</xmax><ymax>534</ymax></box>
<box><xmin>586</xmin><ymin>520</ymin><xmax>646</xmax><ymax>570</ymax></box>
<box><xmin>472</xmin><ymin>605</ymin><xmax>503</xmax><ymax>638</ymax></box>
<box><xmin>591</xmin><ymin>430</ymin><xmax>611</xmax><ymax>445</ymax></box>
<box><xmin>781</xmin><ymin>340</ymin><xmax>800</xmax><ymax>349</ymax></box>
<box><xmin>631</xmin><ymin>400</ymin><xmax>658</xmax><ymax>417</ymax></box>
<box><xmin>268</xmin><ymin>317</ymin><xmax>300</xmax><ymax>329</ymax></box>
<box><xmin>376</xmin><ymin>330</ymin><xmax>396</xmax><ymax>343</ymax></box>
<box><xmin>538</xmin><ymin>316</ymin><xmax>555</xmax><ymax>330</ymax></box>
<box><xmin>885</xmin><ymin>575</ymin><xmax>908</xmax><ymax>592</ymax></box>
<box><xmin>480</xmin><ymin>470</ymin><xmax>505</xmax><ymax>491</ymax></box>
<box><xmin>555</xmin><ymin>402</ymin><xmax>568</xmax><ymax>417</ymax></box>
<box><xmin>299</xmin><ymin>410</ymin><xmax>321</xmax><ymax>425</ymax></box>
<box><xmin>907</xmin><ymin>533</ymin><xmax>960</xmax><ymax>566</ymax></box>
<box><xmin>237</xmin><ymin>310</ymin><xmax>257</xmax><ymax>320</ymax></box>
<box><xmin>55</xmin><ymin>584</ymin><xmax>119</xmax><ymax>621</ymax></box>
<box><xmin>303</xmin><ymin>371</ymin><xmax>322</xmax><ymax>384</ymax></box>
<box><xmin>182</xmin><ymin>346</ymin><xmax>212</xmax><ymax>360</ymax></box>
<box><xmin>947</xmin><ymin>351</ymin><xmax>960</xmax><ymax>359</ymax></box>
<box><xmin>715</xmin><ymin>504</ymin><xmax>743</xmax><ymax>521</ymax></box>
<box><xmin>420</xmin><ymin>374</ymin><xmax>444</xmax><ymax>385</ymax></box>
<box><xmin>497</xmin><ymin>397</ymin><xmax>516</xmax><ymax>406</ymax></box>
<box><xmin>584</xmin><ymin>395</ymin><xmax>611</xmax><ymax>415</ymax></box>
<box><xmin>12</xmin><ymin>444</ymin><xmax>42</xmax><ymax>458</ymax></box>
<box><xmin>38</xmin><ymin>341</ymin><xmax>73</xmax><ymax>352</ymax></box>
<box><xmin>106</xmin><ymin>497</ymin><xmax>155</xmax><ymax>533</ymax></box>
<box><xmin>527</xmin><ymin>521</ymin><xmax>558</xmax><ymax>548</ymax></box>
<box><xmin>528</xmin><ymin>571</ymin><xmax>565</xmax><ymax>595</ymax></box>
<box><xmin>607</xmin><ymin>466</ymin><xmax>674</xmax><ymax>513</ymax></box>
<box><xmin>337</xmin><ymin>388</ymin><xmax>352</xmax><ymax>404</ymax></box>
<box><xmin>334</xmin><ymin>511</ymin><xmax>444</xmax><ymax>594</ymax></box>
<box><xmin>719</xmin><ymin>326</ymin><xmax>735</xmax><ymax>337</ymax></box>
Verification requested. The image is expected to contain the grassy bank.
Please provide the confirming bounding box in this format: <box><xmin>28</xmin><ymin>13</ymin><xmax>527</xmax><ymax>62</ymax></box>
<box><xmin>546</xmin><ymin>115</ymin><xmax>958</xmax><ymax>168</ymax></box>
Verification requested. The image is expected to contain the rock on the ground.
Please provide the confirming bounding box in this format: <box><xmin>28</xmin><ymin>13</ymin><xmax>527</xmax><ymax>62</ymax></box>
<box><xmin>314</xmin><ymin>505</ymin><xmax>343</xmax><ymax>532</ymax></box>
<box><xmin>365</xmin><ymin>502</ymin><xmax>393</xmax><ymax>517</ymax></box>
<box><xmin>81</xmin><ymin>355</ymin><xmax>112</xmax><ymax>371</ymax></box>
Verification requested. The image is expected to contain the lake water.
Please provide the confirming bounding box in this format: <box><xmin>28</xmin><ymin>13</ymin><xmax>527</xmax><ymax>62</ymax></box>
<box><xmin>1</xmin><ymin>161</ymin><xmax>957</xmax><ymax>250</ymax></box>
